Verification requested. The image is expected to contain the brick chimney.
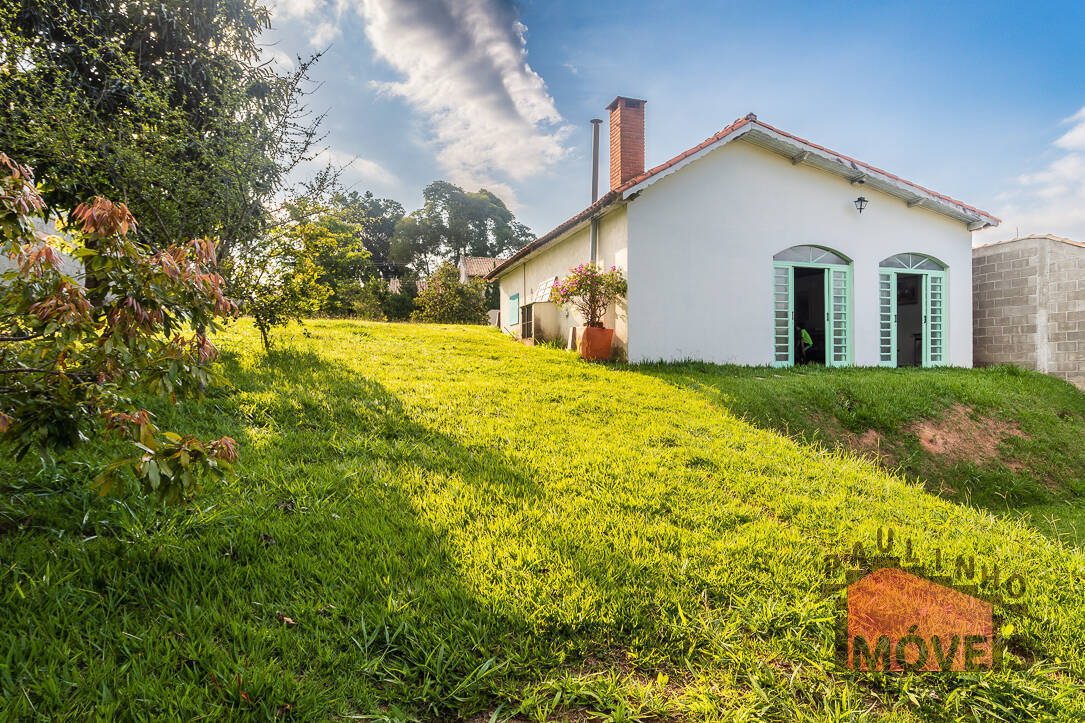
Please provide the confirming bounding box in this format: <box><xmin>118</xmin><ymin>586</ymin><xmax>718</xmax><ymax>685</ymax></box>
<box><xmin>606</xmin><ymin>96</ymin><xmax>646</xmax><ymax>190</ymax></box>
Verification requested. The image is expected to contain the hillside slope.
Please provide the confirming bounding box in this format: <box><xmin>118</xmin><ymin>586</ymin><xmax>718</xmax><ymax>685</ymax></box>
<box><xmin>1</xmin><ymin>320</ymin><xmax>1083</xmax><ymax>720</ymax></box>
<box><xmin>635</xmin><ymin>362</ymin><xmax>1085</xmax><ymax>546</ymax></box>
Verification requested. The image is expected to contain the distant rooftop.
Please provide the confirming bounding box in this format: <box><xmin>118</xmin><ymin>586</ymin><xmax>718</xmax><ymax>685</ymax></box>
<box><xmin>459</xmin><ymin>256</ymin><xmax>508</xmax><ymax>277</ymax></box>
<box><xmin>975</xmin><ymin>234</ymin><xmax>1084</xmax><ymax>250</ymax></box>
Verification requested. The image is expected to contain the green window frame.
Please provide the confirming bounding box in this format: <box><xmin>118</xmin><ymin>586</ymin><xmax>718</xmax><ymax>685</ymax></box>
<box><xmin>772</xmin><ymin>245</ymin><xmax>852</xmax><ymax>368</ymax></box>
<box><xmin>878</xmin><ymin>271</ymin><xmax>896</xmax><ymax>367</ymax></box>
<box><xmin>878</xmin><ymin>254</ymin><xmax>948</xmax><ymax>368</ymax></box>
<box><xmin>924</xmin><ymin>271</ymin><xmax>947</xmax><ymax>367</ymax></box>
<box><xmin>508</xmin><ymin>293</ymin><xmax>519</xmax><ymax>326</ymax></box>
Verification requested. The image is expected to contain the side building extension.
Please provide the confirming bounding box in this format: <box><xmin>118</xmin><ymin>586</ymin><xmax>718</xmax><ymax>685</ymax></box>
<box><xmin>973</xmin><ymin>234</ymin><xmax>1085</xmax><ymax>389</ymax></box>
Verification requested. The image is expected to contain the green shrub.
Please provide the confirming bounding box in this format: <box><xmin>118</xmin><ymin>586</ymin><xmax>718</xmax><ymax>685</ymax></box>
<box><xmin>411</xmin><ymin>262</ymin><xmax>488</xmax><ymax>324</ymax></box>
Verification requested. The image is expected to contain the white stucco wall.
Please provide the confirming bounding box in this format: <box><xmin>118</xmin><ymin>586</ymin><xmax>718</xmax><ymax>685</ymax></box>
<box><xmin>498</xmin><ymin>207</ymin><xmax>629</xmax><ymax>353</ymax></box>
<box><xmin>626</xmin><ymin>139</ymin><xmax>976</xmax><ymax>366</ymax></box>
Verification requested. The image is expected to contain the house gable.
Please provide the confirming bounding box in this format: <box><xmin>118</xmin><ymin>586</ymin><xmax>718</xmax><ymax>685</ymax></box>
<box><xmin>624</xmin><ymin>137</ymin><xmax>976</xmax><ymax>366</ymax></box>
<box><xmin>489</xmin><ymin>112</ymin><xmax>997</xmax><ymax>283</ymax></box>
<box><xmin>621</xmin><ymin>117</ymin><xmax>999</xmax><ymax>231</ymax></box>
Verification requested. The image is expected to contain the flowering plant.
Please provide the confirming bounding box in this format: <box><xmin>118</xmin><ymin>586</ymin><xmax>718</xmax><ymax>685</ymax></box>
<box><xmin>550</xmin><ymin>263</ymin><xmax>627</xmax><ymax>328</ymax></box>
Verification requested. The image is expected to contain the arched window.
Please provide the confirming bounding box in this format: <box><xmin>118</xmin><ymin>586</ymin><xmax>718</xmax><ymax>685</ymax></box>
<box><xmin>774</xmin><ymin>245</ymin><xmax>850</xmax><ymax>265</ymax></box>
<box><xmin>877</xmin><ymin>253</ymin><xmax>947</xmax><ymax>368</ymax></box>
<box><xmin>772</xmin><ymin>245</ymin><xmax>851</xmax><ymax>368</ymax></box>
<box><xmin>879</xmin><ymin>253</ymin><xmax>946</xmax><ymax>271</ymax></box>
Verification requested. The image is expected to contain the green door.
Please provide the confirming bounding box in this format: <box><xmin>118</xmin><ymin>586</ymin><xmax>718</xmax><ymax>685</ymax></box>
<box><xmin>825</xmin><ymin>267</ymin><xmax>852</xmax><ymax>367</ymax></box>
<box><xmin>923</xmin><ymin>271</ymin><xmax>947</xmax><ymax>367</ymax></box>
<box><xmin>772</xmin><ymin>252</ymin><xmax>851</xmax><ymax>368</ymax></box>
<box><xmin>878</xmin><ymin>271</ymin><xmax>897</xmax><ymax>367</ymax></box>
<box><xmin>878</xmin><ymin>258</ymin><xmax>948</xmax><ymax>368</ymax></box>
<box><xmin>773</xmin><ymin>263</ymin><xmax>794</xmax><ymax>367</ymax></box>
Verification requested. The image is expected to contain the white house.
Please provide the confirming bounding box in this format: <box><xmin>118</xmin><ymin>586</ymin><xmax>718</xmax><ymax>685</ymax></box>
<box><xmin>487</xmin><ymin>97</ymin><xmax>1000</xmax><ymax>367</ymax></box>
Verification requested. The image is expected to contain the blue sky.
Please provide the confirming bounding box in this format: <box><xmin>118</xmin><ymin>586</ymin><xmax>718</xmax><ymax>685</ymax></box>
<box><xmin>264</xmin><ymin>0</ymin><xmax>1085</xmax><ymax>244</ymax></box>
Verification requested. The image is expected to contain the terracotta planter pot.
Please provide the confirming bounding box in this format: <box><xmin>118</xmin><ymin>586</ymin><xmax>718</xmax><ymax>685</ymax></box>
<box><xmin>578</xmin><ymin>326</ymin><xmax>615</xmax><ymax>360</ymax></box>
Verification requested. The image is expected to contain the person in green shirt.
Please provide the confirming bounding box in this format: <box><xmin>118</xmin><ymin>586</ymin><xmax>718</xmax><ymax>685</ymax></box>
<box><xmin>797</xmin><ymin>325</ymin><xmax>814</xmax><ymax>363</ymax></box>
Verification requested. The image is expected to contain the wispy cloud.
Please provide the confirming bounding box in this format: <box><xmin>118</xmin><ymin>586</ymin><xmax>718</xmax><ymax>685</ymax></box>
<box><xmin>358</xmin><ymin>0</ymin><xmax>571</xmax><ymax>192</ymax></box>
<box><xmin>267</xmin><ymin>0</ymin><xmax>346</xmax><ymax>47</ymax></box>
<box><xmin>310</xmin><ymin>148</ymin><xmax>399</xmax><ymax>188</ymax></box>
<box><xmin>265</xmin><ymin>0</ymin><xmax>570</xmax><ymax>204</ymax></box>
<box><xmin>262</xmin><ymin>46</ymin><xmax>296</xmax><ymax>72</ymax></box>
<box><xmin>976</xmin><ymin>105</ymin><xmax>1085</xmax><ymax>244</ymax></box>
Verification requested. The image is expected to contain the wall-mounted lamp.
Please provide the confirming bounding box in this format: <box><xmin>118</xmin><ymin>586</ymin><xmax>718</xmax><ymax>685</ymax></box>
<box><xmin>854</xmin><ymin>196</ymin><xmax>869</xmax><ymax>214</ymax></box>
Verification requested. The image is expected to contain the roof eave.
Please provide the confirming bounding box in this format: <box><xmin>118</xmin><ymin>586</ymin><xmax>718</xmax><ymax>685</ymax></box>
<box><xmin>621</xmin><ymin>122</ymin><xmax>1000</xmax><ymax>231</ymax></box>
<box><xmin>491</xmin><ymin>115</ymin><xmax>999</xmax><ymax>281</ymax></box>
<box><xmin>743</xmin><ymin>124</ymin><xmax>1000</xmax><ymax>229</ymax></box>
<box><xmin>485</xmin><ymin>192</ymin><xmax>621</xmax><ymax>280</ymax></box>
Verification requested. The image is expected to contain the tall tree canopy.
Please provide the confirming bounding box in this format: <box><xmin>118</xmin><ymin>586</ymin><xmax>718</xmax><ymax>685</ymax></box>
<box><xmin>390</xmin><ymin>181</ymin><xmax>533</xmax><ymax>276</ymax></box>
<box><xmin>0</xmin><ymin>0</ymin><xmax>325</xmax><ymax>257</ymax></box>
<box><xmin>323</xmin><ymin>191</ymin><xmax>404</xmax><ymax>281</ymax></box>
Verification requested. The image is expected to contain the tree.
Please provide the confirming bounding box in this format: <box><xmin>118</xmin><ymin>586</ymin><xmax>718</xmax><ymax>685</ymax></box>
<box><xmin>390</xmin><ymin>181</ymin><xmax>533</xmax><ymax>275</ymax></box>
<box><xmin>342</xmin><ymin>279</ymin><xmax>387</xmax><ymax>321</ymax></box>
<box><xmin>411</xmin><ymin>263</ymin><xmax>489</xmax><ymax>325</ymax></box>
<box><xmin>0</xmin><ymin>155</ymin><xmax>237</xmax><ymax>503</ymax></box>
<box><xmin>0</xmin><ymin>0</ymin><xmax>329</xmax><ymax>258</ymax></box>
<box><xmin>383</xmin><ymin>279</ymin><xmax>418</xmax><ymax>321</ymax></box>
<box><xmin>390</xmin><ymin>210</ymin><xmax>443</xmax><ymax>278</ymax></box>
<box><xmin>302</xmin><ymin>200</ymin><xmax>373</xmax><ymax>316</ymax></box>
<box><xmin>228</xmin><ymin>200</ymin><xmax>336</xmax><ymax>351</ymax></box>
<box><xmin>325</xmin><ymin>191</ymin><xmax>404</xmax><ymax>281</ymax></box>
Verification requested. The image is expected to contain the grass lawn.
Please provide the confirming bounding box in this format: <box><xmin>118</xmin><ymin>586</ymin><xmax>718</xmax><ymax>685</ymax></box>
<box><xmin>633</xmin><ymin>362</ymin><xmax>1085</xmax><ymax>547</ymax></box>
<box><xmin>2</xmin><ymin>319</ymin><xmax>1084</xmax><ymax>720</ymax></box>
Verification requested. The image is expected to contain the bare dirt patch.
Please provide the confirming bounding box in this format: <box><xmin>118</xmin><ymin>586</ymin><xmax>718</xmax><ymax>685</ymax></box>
<box><xmin>840</xmin><ymin>427</ymin><xmax>898</xmax><ymax>466</ymax></box>
<box><xmin>907</xmin><ymin>404</ymin><xmax>1025</xmax><ymax>468</ymax></box>
<box><xmin>811</xmin><ymin>413</ymin><xmax>898</xmax><ymax>466</ymax></box>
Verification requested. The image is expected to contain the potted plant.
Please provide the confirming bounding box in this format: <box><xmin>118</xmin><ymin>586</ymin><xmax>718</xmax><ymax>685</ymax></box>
<box><xmin>551</xmin><ymin>263</ymin><xmax>627</xmax><ymax>360</ymax></box>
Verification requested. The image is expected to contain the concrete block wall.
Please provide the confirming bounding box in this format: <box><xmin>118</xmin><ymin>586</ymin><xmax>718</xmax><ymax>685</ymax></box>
<box><xmin>1045</xmin><ymin>241</ymin><xmax>1085</xmax><ymax>387</ymax></box>
<box><xmin>973</xmin><ymin>236</ymin><xmax>1085</xmax><ymax>388</ymax></box>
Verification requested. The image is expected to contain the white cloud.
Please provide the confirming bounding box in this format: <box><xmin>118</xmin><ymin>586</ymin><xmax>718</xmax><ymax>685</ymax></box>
<box><xmin>358</xmin><ymin>0</ymin><xmax>572</xmax><ymax>191</ymax></box>
<box><xmin>312</xmin><ymin>148</ymin><xmax>399</xmax><ymax>187</ymax></box>
<box><xmin>308</xmin><ymin>20</ymin><xmax>342</xmax><ymax>48</ymax></box>
<box><xmin>975</xmin><ymin>105</ymin><xmax>1085</xmax><ymax>245</ymax></box>
<box><xmin>267</xmin><ymin>0</ymin><xmax>346</xmax><ymax>46</ymax></box>
<box><xmin>1054</xmin><ymin>107</ymin><xmax>1085</xmax><ymax>151</ymax></box>
<box><xmin>264</xmin><ymin>0</ymin><xmax>569</xmax><ymax>205</ymax></box>
<box><xmin>262</xmin><ymin>47</ymin><xmax>296</xmax><ymax>72</ymax></box>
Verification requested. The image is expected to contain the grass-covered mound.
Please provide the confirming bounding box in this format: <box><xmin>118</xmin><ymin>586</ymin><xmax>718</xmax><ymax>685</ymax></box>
<box><xmin>1</xmin><ymin>320</ymin><xmax>1083</xmax><ymax>720</ymax></box>
<box><xmin>636</xmin><ymin>362</ymin><xmax>1085</xmax><ymax>547</ymax></box>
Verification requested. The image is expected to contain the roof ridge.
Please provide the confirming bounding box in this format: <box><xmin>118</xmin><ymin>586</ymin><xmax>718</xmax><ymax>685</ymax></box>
<box><xmin>487</xmin><ymin>113</ymin><xmax>999</xmax><ymax>281</ymax></box>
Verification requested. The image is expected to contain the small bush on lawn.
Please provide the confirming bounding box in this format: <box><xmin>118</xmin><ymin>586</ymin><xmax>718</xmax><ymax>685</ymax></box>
<box><xmin>411</xmin><ymin>261</ymin><xmax>489</xmax><ymax>324</ymax></box>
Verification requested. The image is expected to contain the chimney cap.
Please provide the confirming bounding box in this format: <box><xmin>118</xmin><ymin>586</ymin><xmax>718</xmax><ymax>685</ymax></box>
<box><xmin>606</xmin><ymin>96</ymin><xmax>647</xmax><ymax>111</ymax></box>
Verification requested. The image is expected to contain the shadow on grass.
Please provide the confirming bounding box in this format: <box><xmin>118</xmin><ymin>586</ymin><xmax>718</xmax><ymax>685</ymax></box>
<box><xmin>1</xmin><ymin>345</ymin><xmax>708</xmax><ymax>719</ymax></box>
<box><xmin>0</xmin><ymin>347</ymin><xmax>547</xmax><ymax>718</ymax></box>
